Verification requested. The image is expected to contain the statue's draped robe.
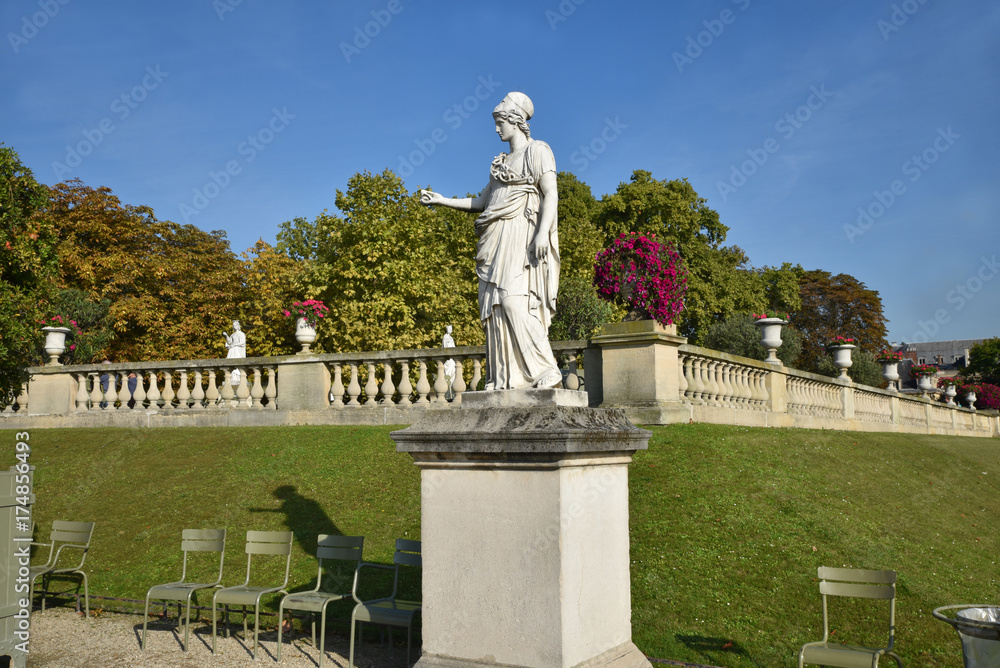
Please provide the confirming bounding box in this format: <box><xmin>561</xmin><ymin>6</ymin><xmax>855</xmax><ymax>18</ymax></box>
<box><xmin>474</xmin><ymin>139</ymin><xmax>561</xmax><ymax>390</ymax></box>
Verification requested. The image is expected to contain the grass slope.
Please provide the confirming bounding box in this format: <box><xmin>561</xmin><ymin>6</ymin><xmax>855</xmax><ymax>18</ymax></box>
<box><xmin>5</xmin><ymin>424</ymin><xmax>997</xmax><ymax>666</ymax></box>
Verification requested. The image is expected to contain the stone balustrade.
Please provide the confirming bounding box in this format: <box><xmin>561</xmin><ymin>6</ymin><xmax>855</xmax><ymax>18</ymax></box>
<box><xmin>1</xmin><ymin>328</ymin><xmax>995</xmax><ymax>438</ymax></box>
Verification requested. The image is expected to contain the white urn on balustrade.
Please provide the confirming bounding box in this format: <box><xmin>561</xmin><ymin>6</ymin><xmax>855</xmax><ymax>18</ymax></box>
<box><xmin>965</xmin><ymin>390</ymin><xmax>977</xmax><ymax>411</ymax></box>
<box><xmin>41</xmin><ymin>326</ymin><xmax>72</xmax><ymax>366</ymax></box>
<box><xmin>916</xmin><ymin>375</ymin><xmax>934</xmax><ymax>392</ymax></box>
<box><xmin>295</xmin><ymin>317</ymin><xmax>317</xmax><ymax>354</ymax></box>
<box><xmin>880</xmin><ymin>362</ymin><xmax>900</xmax><ymax>392</ymax></box>
<box><xmin>944</xmin><ymin>384</ymin><xmax>957</xmax><ymax>405</ymax></box>
<box><xmin>754</xmin><ymin>318</ymin><xmax>787</xmax><ymax>364</ymax></box>
<box><xmin>828</xmin><ymin>344</ymin><xmax>855</xmax><ymax>380</ymax></box>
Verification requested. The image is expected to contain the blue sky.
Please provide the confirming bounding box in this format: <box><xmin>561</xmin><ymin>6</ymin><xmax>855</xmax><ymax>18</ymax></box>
<box><xmin>3</xmin><ymin>0</ymin><xmax>997</xmax><ymax>344</ymax></box>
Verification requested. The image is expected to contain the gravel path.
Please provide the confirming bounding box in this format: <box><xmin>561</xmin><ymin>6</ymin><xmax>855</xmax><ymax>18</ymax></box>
<box><xmin>25</xmin><ymin>608</ymin><xmax>405</xmax><ymax>667</ymax></box>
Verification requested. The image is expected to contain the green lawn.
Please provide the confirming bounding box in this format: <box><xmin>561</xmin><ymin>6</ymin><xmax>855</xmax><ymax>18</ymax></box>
<box><xmin>5</xmin><ymin>423</ymin><xmax>997</xmax><ymax>666</ymax></box>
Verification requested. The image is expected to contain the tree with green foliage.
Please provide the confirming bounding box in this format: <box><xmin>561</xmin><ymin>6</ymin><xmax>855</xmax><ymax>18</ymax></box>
<box><xmin>594</xmin><ymin>171</ymin><xmax>797</xmax><ymax>342</ymax></box>
<box><xmin>44</xmin><ymin>180</ymin><xmax>246</xmax><ymax>361</ymax></box>
<box><xmin>278</xmin><ymin>170</ymin><xmax>481</xmax><ymax>352</ymax></box>
<box><xmin>793</xmin><ymin>269</ymin><xmax>888</xmax><ymax>374</ymax></box>
<box><xmin>961</xmin><ymin>337</ymin><xmax>1000</xmax><ymax>386</ymax></box>
<box><xmin>0</xmin><ymin>145</ymin><xmax>59</xmax><ymax>402</ymax></box>
<box><xmin>549</xmin><ymin>274</ymin><xmax>618</xmax><ymax>341</ymax></box>
<box><xmin>238</xmin><ymin>240</ymin><xmax>301</xmax><ymax>357</ymax></box>
<box><xmin>555</xmin><ymin>171</ymin><xmax>604</xmax><ymax>281</ymax></box>
<box><xmin>701</xmin><ymin>313</ymin><xmax>803</xmax><ymax>366</ymax></box>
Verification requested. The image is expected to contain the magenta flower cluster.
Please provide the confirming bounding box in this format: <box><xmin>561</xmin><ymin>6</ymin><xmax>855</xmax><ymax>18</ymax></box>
<box><xmin>593</xmin><ymin>232</ymin><xmax>688</xmax><ymax>326</ymax></box>
<box><xmin>283</xmin><ymin>299</ymin><xmax>329</xmax><ymax>328</ymax></box>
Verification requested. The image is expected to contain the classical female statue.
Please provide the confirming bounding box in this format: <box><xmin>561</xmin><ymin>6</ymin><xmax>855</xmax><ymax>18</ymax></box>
<box><xmin>223</xmin><ymin>319</ymin><xmax>246</xmax><ymax>385</ymax></box>
<box><xmin>421</xmin><ymin>92</ymin><xmax>562</xmax><ymax>391</ymax></box>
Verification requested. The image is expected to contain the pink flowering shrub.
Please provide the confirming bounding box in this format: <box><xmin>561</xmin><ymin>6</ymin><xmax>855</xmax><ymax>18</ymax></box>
<box><xmin>593</xmin><ymin>233</ymin><xmax>687</xmax><ymax>326</ymax></box>
<box><xmin>284</xmin><ymin>299</ymin><xmax>329</xmax><ymax>329</ymax></box>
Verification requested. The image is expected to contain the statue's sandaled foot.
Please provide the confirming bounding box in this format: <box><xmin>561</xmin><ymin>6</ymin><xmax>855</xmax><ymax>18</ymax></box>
<box><xmin>534</xmin><ymin>371</ymin><xmax>563</xmax><ymax>389</ymax></box>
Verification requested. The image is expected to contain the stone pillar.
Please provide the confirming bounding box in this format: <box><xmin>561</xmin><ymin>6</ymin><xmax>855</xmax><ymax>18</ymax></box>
<box><xmin>26</xmin><ymin>371</ymin><xmax>76</xmax><ymax>416</ymax></box>
<box><xmin>392</xmin><ymin>389</ymin><xmax>652</xmax><ymax>668</ymax></box>
<box><xmin>764</xmin><ymin>368</ymin><xmax>787</xmax><ymax>413</ymax></box>
<box><xmin>590</xmin><ymin>321</ymin><xmax>686</xmax><ymax>424</ymax></box>
<box><xmin>275</xmin><ymin>359</ymin><xmax>330</xmax><ymax>411</ymax></box>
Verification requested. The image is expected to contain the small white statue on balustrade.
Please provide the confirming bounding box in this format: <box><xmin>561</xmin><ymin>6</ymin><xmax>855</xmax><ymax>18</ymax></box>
<box><xmin>223</xmin><ymin>320</ymin><xmax>246</xmax><ymax>387</ymax></box>
<box><xmin>442</xmin><ymin>324</ymin><xmax>456</xmax><ymax>401</ymax></box>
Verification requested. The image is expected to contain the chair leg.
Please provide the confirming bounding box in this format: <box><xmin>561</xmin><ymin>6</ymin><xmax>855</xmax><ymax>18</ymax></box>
<box><xmin>311</xmin><ymin>617</ymin><xmax>316</xmax><ymax>649</ymax></box>
<box><xmin>40</xmin><ymin>575</ymin><xmax>47</xmax><ymax>613</ymax></box>
<box><xmin>349</xmin><ymin>615</ymin><xmax>357</xmax><ymax>668</ymax></box>
<box><xmin>277</xmin><ymin>603</ymin><xmax>285</xmax><ymax>662</ymax></box>
<box><xmin>141</xmin><ymin>595</ymin><xmax>151</xmax><ymax>650</ymax></box>
<box><xmin>252</xmin><ymin>605</ymin><xmax>261</xmax><ymax>660</ymax></box>
<box><xmin>211</xmin><ymin>598</ymin><xmax>219</xmax><ymax>654</ymax></box>
<box><xmin>243</xmin><ymin>604</ymin><xmax>249</xmax><ymax>640</ymax></box>
<box><xmin>81</xmin><ymin>572</ymin><xmax>89</xmax><ymax>618</ymax></box>
<box><xmin>183</xmin><ymin>597</ymin><xmax>194</xmax><ymax>652</ymax></box>
<box><xmin>319</xmin><ymin>604</ymin><xmax>329</xmax><ymax>668</ymax></box>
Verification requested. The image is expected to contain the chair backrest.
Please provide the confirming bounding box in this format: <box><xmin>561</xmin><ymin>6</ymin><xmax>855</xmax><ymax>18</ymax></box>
<box><xmin>816</xmin><ymin>567</ymin><xmax>897</xmax><ymax>645</ymax></box>
<box><xmin>179</xmin><ymin>528</ymin><xmax>226</xmax><ymax>583</ymax></box>
<box><xmin>317</xmin><ymin>534</ymin><xmax>364</xmax><ymax>562</ymax></box>
<box><xmin>50</xmin><ymin>520</ymin><xmax>95</xmax><ymax>547</ymax></box>
<box><xmin>243</xmin><ymin>531</ymin><xmax>293</xmax><ymax>587</ymax></box>
<box><xmin>394</xmin><ymin>539</ymin><xmax>421</xmax><ymax>568</ymax></box>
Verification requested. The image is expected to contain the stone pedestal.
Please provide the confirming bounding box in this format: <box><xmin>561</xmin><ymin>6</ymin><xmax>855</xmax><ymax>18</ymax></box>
<box><xmin>26</xmin><ymin>372</ymin><xmax>76</xmax><ymax>416</ymax></box>
<box><xmin>275</xmin><ymin>359</ymin><xmax>330</xmax><ymax>410</ymax></box>
<box><xmin>392</xmin><ymin>390</ymin><xmax>652</xmax><ymax>668</ymax></box>
<box><xmin>591</xmin><ymin>321</ymin><xmax>687</xmax><ymax>424</ymax></box>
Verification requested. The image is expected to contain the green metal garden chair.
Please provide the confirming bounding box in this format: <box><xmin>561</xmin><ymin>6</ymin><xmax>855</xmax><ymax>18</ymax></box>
<box><xmin>277</xmin><ymin>534</ymin><xmax>364</xmax><ymax>666</ymax></box>
<box><xmin>211</xmin><ymin>530</ymin><xmax>293</xmax><ymax>659</ymax></box>
<box><xmin>142</xmin><ymin>528</ymin><xmax>227</xmax><ymax>651</ymax></box>
<box><xmin>799</xmin><ymin>566</ymin><xmax>904</xmax><ymax>667</ymax></box>
<box><xmin>349</xmin><ymin>538</ymin><xmax>421</xmax><ymax>668</ymax></box>
<box><xmin>29</xmin><ymin>520</ymin><xmax>95</xmax><ymax>617</ymax></box>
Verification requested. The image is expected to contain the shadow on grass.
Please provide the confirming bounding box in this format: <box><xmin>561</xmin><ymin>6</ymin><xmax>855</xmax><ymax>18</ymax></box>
<box><xmin>250</xmin><ymin>485</ymin><xmax>343</xmax><ymax>556</ymax></box>
<box><xmin>675</xmin><ymin>634</ymin><xmax>762</xmax><ymax>667</ymax></box>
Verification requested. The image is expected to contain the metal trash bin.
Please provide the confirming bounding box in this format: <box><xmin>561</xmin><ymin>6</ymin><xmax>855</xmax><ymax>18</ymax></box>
<box><xmin>933</xmin><ymin>605</ymin><xmax>1000</xmax><ymax>668</ymax></box>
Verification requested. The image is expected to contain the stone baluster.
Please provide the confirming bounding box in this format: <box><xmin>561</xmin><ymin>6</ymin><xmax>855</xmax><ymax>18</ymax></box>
<box><xmin>563</xmin><ymin>352</ymin><xmax>581</xmax><ymax>391</ymax></box>
<box><xmin>380</xmin><ymin>361</ymin><xmax>396</xmax><ymax>405</ymax></box>
<box><xmin>131</xmin><ymin>371</ymin><xmax>146</xmax><ymax>411</ymax></box>
<box><xmin>470</xmin><ymin>358</ymin><xmax>482</xmax><ymax>393</ymax></box>
<box><xmin>159</xmin><ymin>370</ymin><xmax>174</xmax><ymax>410</ymax></box>
<box><xmin>191</xmin><ymin>370</ymin><xmax>205</xmax><ymax>410</ymax></box>
<box><xmin>264</xmin><ymin>367</ymin><xmax>277</xmax><ymax>409</ymax></box>
<box><xmin>740</xmin><ymin>367</ymin><xmax>753</xmax><ymax>407</ymax></box>
<box><xmin>730</xmin><ymin>367</ymin><xmax>745</xmax><ymax>406</ymax></box>
<box><xmin>364</xmin><ymin>362</ymin><xmax>379</xmax><ymax>406</ymax></box>
<box><xmin>205</xmin><ymin>369</ymin><xmax>220</xmax><ymax>409</ymax></box>
<box><xmin>704</xmin><ymin>361</ymin><xmax>719</xmax><ymax>406</ymax></box>
<box><xmin>720</xmin><ymin>364</ymin><xmax>735</xmax><ymax>405</ymax></box>
<box><xmin>688</xmin><ymin>357</ymin><xmax>704</xmax><ymax>403</ymax></box>
<box><xmin>15</xmin><ymin>384</ymin><xmax>28</xmax><ymax>414</ymax></box>
<box><xmin>235</xmin><ymin>367</ymin><xmax>250</xmax><ymax>409</ymax></box>
<box><xmin>144</xmin><ymin>371</ymin><xmax>160</xmax><ymax>410</ymax></box>
<box><xmin>677</xmin><ymin>355</ymin><xmax>688</xmax><ymax>400</ymax></box>
<box><xmin>103</xmin><ymin>371</ymin><xmax>119</xmax><ymax>410</ymax></box>
<box><xmin>176</xmin><ymin>370</ymin><xmax>191</xmax><ymax>410</ymax></box>
<box><xmin>330</xmin><ymin>363</ymin><xmax>345</xmax><ymax>408</ymax></box>
<box><xmin>75</xmin><ymin>374</ymin><xmax>90</xmax><ymax>412</ymax></box>
<box><xmin>219</xmin><ymin>370</ymin><xmax>235</xmax><ymax>408</ymax></box>
<box><xmin>433</xmin><ymin>360</ymin><xmax>448</xmax><ymax>404</ymax></box>
<box><xmin>451</xmin><ymin>358</ymin><xmax>467</xmax><ymax>406</ymax></box>
<box><xmin>250</xmin><ymin>367</ymin><xmax>264</xmax><ymax>410</ymax></box>
<box><xmin>346</xmin><ymin>363</ymin><xmax>361</xmax><ymax>407</ymax></box>
<box><xmin>415</xmin><ymin>360</ymin><xmax>431</xmax><ymax>406</ymax></box>
<box><xmin>752</xmin><ymin>369</ymin><xmax>765</xmax><ymax>408</ymax></box>
<box><xmin>397</xmin><ymin>360</ymin><xmax>412</xmax><ymax>408</ymax></box>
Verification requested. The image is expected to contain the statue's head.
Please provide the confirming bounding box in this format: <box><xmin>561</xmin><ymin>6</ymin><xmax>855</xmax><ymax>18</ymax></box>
<box><xmin>233</xmin><ymin>319</ymin><xmax>241</xmax><ymax>331</ymax></box>
<box><xmin>446</xmin><ymin>324</ymin><xmax>453</xmax><ymax>334</ymax></box>
<box><xmin>493</xmin><ymin>92</ymin><xmax>533</xmax><ymax>139</ymax></box>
